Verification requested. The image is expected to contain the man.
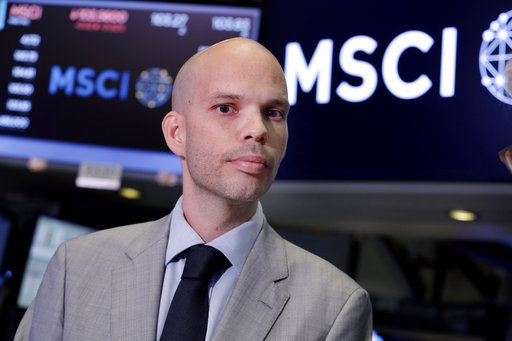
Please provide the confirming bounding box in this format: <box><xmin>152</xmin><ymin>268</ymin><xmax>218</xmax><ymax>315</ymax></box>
<box><xmin>15</xmin><ymin>38</ymin><xmax>372</xmax><ymax>340</ymax></box>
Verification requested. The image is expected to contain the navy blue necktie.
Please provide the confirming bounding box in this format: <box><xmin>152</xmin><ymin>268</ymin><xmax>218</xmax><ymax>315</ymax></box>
<box><xmin>161</xmin><ymin>244</ymin><xmax>230</xmax><ymax>341</ymax></box>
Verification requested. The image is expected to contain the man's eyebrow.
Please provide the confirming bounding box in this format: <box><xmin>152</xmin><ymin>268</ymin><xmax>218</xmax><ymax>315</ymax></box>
<box><xmin>208</xmin><ymin>92</ymin><xmax>243</xmax><ymax>101</ymax></box>
<box><xmin>268</xmin><ymin>98</ymin><xmax>290</xmax><ymax>110</ymax></box>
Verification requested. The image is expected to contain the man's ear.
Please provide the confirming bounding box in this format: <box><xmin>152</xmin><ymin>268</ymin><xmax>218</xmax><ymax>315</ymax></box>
<box><xmin>162</xmin><ymin>111</ymin><xmax>185</xmax><ymax>157</ymax></box>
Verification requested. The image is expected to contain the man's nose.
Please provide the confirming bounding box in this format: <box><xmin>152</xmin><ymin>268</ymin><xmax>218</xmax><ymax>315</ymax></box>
<box><xmin>243</xmin><ymin>110</ymin><xmax>268</xmax><ymax>144</ymax></box>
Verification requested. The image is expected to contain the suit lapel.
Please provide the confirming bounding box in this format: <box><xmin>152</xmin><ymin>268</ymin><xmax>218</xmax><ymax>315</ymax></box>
<box><xmin>212</xmin><ymin>221</ymin><xmax>290</xmax><ymax>341</ymax></box>
<box><xmin>111</xmin><ymin>215</ymin><xmax>171</xmax><ymax>341</ymax></box>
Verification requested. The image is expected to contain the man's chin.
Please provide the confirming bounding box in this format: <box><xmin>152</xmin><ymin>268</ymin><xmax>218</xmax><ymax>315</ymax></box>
<box><xmin>224</xmin><ymin>181</ymin><xmax>272</xmax><ymax>204</ymax></box>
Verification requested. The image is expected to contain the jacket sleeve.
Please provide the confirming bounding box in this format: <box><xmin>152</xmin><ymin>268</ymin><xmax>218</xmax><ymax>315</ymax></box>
<box><xmin>325</xmin><ymin>287</ymin><xmax>373</xmax><ymax>341</ymax></box>
<box><xmin>14</xmin><ymin>243</ymin><xmax>67</xmax><ymax>341</ymax></box>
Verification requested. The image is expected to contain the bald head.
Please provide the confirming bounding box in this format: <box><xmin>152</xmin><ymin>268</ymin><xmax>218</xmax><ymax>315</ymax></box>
<box><xmin>161</xmin><ymin>37</ymin><xmax>289</xmax><ymax>223</ymax></box>
<box><xmin>171</xmin><ymin>38</ymin><xmax>287</xmax><ymax>113</ymax></box>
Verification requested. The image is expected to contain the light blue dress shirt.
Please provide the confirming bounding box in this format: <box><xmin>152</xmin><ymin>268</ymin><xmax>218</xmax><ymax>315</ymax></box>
<box><xmin>156</xmin><ymin>196</ymin><xmax>263</xmax><ymax>341</ymax></box>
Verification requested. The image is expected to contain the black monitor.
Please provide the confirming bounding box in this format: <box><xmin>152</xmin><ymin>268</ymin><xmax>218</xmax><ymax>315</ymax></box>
<box><xmin>0</xmin><ymin>0</ymin><xmax>261</xmax><ymax>175</ymax></box>
<box><xmin>263</xmin><ymin>0</ymin><xmax>512</xmax><ymax>181</ymax></box>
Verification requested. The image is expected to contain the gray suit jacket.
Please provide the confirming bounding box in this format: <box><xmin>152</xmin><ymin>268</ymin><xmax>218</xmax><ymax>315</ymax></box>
<box><xmin>15</xmin><ymin>214</ymin><xmax>372</xmax><ymax>340</ymax></box>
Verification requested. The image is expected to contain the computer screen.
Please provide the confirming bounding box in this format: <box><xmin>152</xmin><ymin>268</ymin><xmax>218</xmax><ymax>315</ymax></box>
<box><xmin>264</xmin><ymin>0</ymin><xmax>512</xmax><ymax>181</ymax></box>
<box><xmin>17</xmin><ymin>215</ymin><xmax>95</xmax><ymax>308</ymax></box>
<box><xmin>0</xmin><ymin>0</ymin><xmax>261</xmax><ymax>174</ymax></box>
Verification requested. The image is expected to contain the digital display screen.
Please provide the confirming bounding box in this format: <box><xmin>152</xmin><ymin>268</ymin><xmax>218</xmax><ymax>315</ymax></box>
<box><xmin>0</xmin><ymin>0</ymin><xmax>261</xmax><ymax>174</ymax></box>
<box><xmin>17</xmin><ymin>215</ymin><xmax>95</xmax><ymax>309</ymax></box>
<box><xmin>264</xmin><ymin>0</ymin><xmax>512</xmax><ymax>181</ymax></box>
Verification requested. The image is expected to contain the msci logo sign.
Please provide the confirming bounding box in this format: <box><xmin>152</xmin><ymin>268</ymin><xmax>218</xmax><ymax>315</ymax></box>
<box><xmin>284</xmin><ymin>28</ymin><xmax>458</xmax><ymax>105</ymax></box>
<box><xmin>285</xmin><ymin>9</ymin><xmax>512</xmax><ymax>106</ymax></box>
<box><xmin>48</xmin><ymin>66</ymin><xmax>130</xmax><ymax>100</ymax></box>
<box><xmin>48</xmin><ymin>65</ymin><xmax>173</xmax><ymax>108</ymax></box>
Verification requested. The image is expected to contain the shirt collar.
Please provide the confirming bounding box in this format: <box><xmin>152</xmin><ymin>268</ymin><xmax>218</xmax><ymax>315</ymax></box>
<box><xmin>165</xmin><ymin>196</ymin><xmax>263</xmax><ymax>274</ymax></box>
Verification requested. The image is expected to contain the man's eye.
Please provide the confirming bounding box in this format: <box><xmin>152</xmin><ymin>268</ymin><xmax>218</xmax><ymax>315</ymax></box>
<box><xmin>216</xmin><ymin>104</ymin><xmax>233</xmax><ymax>114</ymax></box>
<box><xmin>265</xmin><ymin>109</ymin><xmax>284</xmax><ymax>119</ymax></box>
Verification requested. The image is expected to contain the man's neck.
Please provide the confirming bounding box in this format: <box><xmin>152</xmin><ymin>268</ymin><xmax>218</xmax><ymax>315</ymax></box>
<box><xmin>181</xmin><ymin>193</ymin><xmax>258</xmax><ymax>243</ymax></box>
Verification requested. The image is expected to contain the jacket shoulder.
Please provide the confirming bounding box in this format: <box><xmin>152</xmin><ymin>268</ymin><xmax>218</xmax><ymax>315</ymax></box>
<box><xmin>263</xmin><ymin>227</ymin><xmax>372</xmax><ymax>340</ymax></box>
<box><xmin>281</xmin><ymin>235</ymin><xmax>364</xmax><ymax>299</ymax></box>
<box><xmin>63</xmin><ymin>214</ymin><xmax>171</xmax><ymax>262</ymax></box>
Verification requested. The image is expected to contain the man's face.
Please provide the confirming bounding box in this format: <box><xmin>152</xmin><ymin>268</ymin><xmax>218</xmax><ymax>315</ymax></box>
<box><xmin>180</xmin><ymin>47</ymin><xmax>289</xmax><ymax>204</ymax></box>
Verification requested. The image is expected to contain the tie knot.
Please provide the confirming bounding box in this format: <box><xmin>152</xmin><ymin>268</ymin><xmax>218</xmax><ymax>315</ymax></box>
<box><xmin>182</xmin><ymin>245</ymin><xmax>230</xmax><ymax>282</ymax></box>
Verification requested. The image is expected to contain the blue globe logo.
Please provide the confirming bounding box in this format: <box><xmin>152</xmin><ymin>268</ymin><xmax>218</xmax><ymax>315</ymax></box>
<box><xmin>135</xmin><ymin>68</ymin><xmax>173</xmax><ymax>109</ymax></box>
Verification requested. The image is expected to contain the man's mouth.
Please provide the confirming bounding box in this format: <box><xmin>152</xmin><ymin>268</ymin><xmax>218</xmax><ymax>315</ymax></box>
<box><xmin>229</xmin><ymin>155</ymin><xmax>268</xmax><ymax>174</ymax></box>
